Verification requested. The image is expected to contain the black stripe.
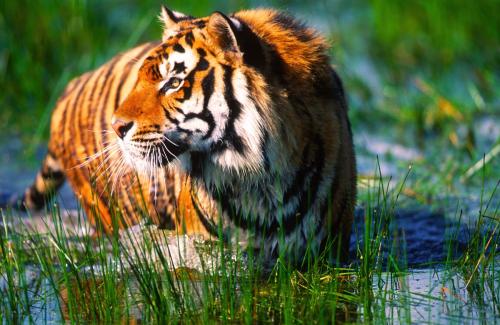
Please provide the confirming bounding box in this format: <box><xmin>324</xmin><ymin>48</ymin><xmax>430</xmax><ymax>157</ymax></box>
<box><xmin>281</xmin><ymin>136</ymin><xmax>325</xmax><ymax>234</ymax></box>
<box><xmin>244</xmin><ymin>75</ymin><xmax>263</xmax><ymax>114</ymax></box>
<box><xmin>190</xmin><ymin>188</ymin><xmax>221</xmax><ymax>238</ymax></box>
<box><xmin>27</xmin><ymin>185</ymin><xmax>46</xmax><ymax>210</ymax></box>
<box><xmin>150</xmin><ymin>64</ymin><xmax>162</xmax><ymax>80</ymax></box>
<box><xmin>58</xmin><ymin>77</ymin><xmax>82</xmax><ymax>102</ymax></box>
<box><xmin>120</xmin><ymin>185</ymin><xmax>137</xmax><ymax>225</ymax></box>
<box><xmin>47</xmin><ymin>149</ymin><xmax>58</xmax><ymax>159</ymax></box>
<box><xmin>98</xmin><ymin>55</ymin><xmax>122</xmax><ymax>147</ymax></box>
<box><xmin>162</xmin><ymin>105</ymin><xmax>179</xmax><ymax>125</ymax></box>
<box><xmin>231</xmin><ymin>136</ymin><xmax>326</xmax><ymax>236</ymax></box>
<box><xmin>176</xmin><ymin>126</ymin><xmax>192</xmax><ymax>135</ymax></box>
<box><xmin>91</xmin><ymin>57</ymin><xmax>121</xmax><ymax>199</ymax></box>
<box><xmin>80</xmin><ymin>68</ymin><xmax>106</xmax><ymax>174</ymax></box>
<box><xmin>196</xmin><ymin>56</ymin><xmax>209</xmax><ymax>71</ymax></box>
<box><xmin>133</xmin><ymin>125</ymin><xmax>161</xmax><ymax>136</ymax></box>
<box><xmin>173</xmin><ymin>61</ymin><xmax>187</xmax><ymax>74</ymax></box>
<box><xmin>212</xmin><ymin>65</ymin><xmax>245</xmax><ymax>154</ymax></box>
<box><xmin>184</xmin><ymin>31</ymin><xmax>194</xmax><ymax>46</ymax></box>
<box><xmin>71</xmin><ymin>74</ymin><xmax>92</xmax><ymax>118</ymax></box>
<box><xmin>216</xmin><ymin>189</ymin><xmax>253</xmax><ymax>231</ymax></box>
<box><xmin>58</xmin><ymin>94</ymin><xmax>70</xmax><ymax>157</ymax></box>
<box><xmin>68</xmin><ymin>73</ymin><xmax>93</xmax><ymax>192</ymax></box>
<box><xmin>262</xmin><ymin>130</ymin><xmax>270</xmax><ymax>172</ymax></box>
<box><xmin>175</xmin><ymin>56</ymin><xmax>209</xmax><ymax>104</ymax></box>
<box><xmin>40</xmin><ymin>169</ymin><xmax>65</xmax><ymax>181</ymax></box>
<box><xmin>189</xmin><ymin>151</ymin><xmax>205</xmax><ymax>178</ymax></box>
<box><xmin>182</xmin><ymin>68</ymin><xmax>216</xmax><ymax>140</ymax></box>
<box><xmin>283</xmin><ymin>144</ymin><xmax>311</xmax><ymax>204</ymax></box>
<box><xmin>87</xmin><ymin>68</ymin><xmax>105</xmax><ymax>121</ymax></box>
<box><xmin>231</xmin><ymin>18</ymin><xmax>266</xmax><ymax>72</ymax></box>
<box><xmin>155</xmin><ymin>173</ymin><xmax>176</xmax><ymax>230</ymax></box>
<box><xmin>99</xmin><ymin>76</ymin><xmax>115</xmax><ymax>157</ymax></box>
<box><xmin>173</xmin><ymin>43</ymin><xmax>185</xmax><ymax>53</ymax></box>
<box><xmin>271</xmin><ymin>12</ymin><xmax>312</xmax><ymax>43</ymax></box>
<box><xmin>197</xmin><ymin>48</ymin><xmax>207</xmax><ymax>57</ymax></box>
<box><xmin>175</xmin><ymin>106</ymin><xmax>185</xmax><ymax>115</ymax></box>
<box><xmin>157</xmin><ymin>210</ymin><xmax>176</xmax><ymax>230</ymax></box>
<box><xmin>193</xmin><ymin>20</ymin><xmax>206</xmax><ymax>28</ymax></box>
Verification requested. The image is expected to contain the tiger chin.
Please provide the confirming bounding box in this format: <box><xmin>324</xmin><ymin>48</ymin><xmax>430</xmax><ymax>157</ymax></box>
<box><xmin>2</xmin><ymin>6</ymin><xmax>356</xmax><ymax>266</ymax></box>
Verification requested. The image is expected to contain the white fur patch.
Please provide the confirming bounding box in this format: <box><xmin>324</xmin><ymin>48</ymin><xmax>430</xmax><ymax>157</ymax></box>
<box><xmin>212</xmin><ymin>70</ymin><xmax>264</xmax><ymax>172</ymax></box>
<box><xmin>205</xmin><ymin>84</ymin><xmax>229</xmax><ymax>143</ymax></box>
<box><xmin>158</xmin><ymin>61</ymin><xmax>168</xmax><ymax>79</ymax></box>
<box><xmin>170</xmin><ymin>51</ymin><xmax>196</xmax><ymax>72</ymax></box>
<box><xmin>179</xmin><ymin>118</ymin><xmax>209</xmax><ymax>134</ymax></box>
<box><xmin>230</xmin><ymin>17</ymin><xmax>242</xmax><ymax>29</ymax></box>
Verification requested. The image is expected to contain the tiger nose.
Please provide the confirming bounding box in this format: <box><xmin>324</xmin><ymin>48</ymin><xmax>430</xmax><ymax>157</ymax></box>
<box><xmin>112</xmin><ymin>119</ymin><xmax>134</xmax><ymax>139</ymax></box>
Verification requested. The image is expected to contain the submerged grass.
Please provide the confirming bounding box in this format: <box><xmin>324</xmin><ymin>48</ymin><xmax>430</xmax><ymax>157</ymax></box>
<box><xmin>1</xmin><ymin>163</ymin><xmax>498</xmax><ymax>323</ymax></box>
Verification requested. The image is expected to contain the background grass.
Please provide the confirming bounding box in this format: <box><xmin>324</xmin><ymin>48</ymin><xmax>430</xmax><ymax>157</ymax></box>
<box><xmin>1</xmin><ymin>0</ymin><xmax>498</xmax><ymax>135</ymax></box>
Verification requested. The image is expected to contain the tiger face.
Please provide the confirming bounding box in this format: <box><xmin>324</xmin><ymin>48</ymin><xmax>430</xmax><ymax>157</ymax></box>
<box><xmin>112</xmin><ymin>8</ymin><xmax>267</xmax><ymax>175</ymax></box>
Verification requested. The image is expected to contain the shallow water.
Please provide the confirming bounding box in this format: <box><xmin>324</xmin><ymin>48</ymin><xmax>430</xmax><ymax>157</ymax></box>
<box><xmin>372</xmin><ymin>268</ymin><xmax>499</xmax><ymax>323</ymax></box>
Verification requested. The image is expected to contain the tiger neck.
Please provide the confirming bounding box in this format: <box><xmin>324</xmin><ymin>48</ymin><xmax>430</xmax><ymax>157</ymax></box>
<box><xmin>180</xmin><ymin>136</ymin><xmax>292</xmax><ymax>208</ymax></box>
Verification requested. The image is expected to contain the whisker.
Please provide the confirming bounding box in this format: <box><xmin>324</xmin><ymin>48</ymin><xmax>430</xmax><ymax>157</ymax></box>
<box><xmin>70</xmin><ymin>143</ymin><xmax>119</xmax><ymax>169</ymax></box>
<box><xmin>159</xmin><ymin>141</ymin><xmax>180</xmax><ymax>163</ymax></box>
<box><xmin>162</xmin><ymin>135</ymin><xmax>179</xmax><ymax>147</ymax></box>
<box><xmin>110</xmin><ymin>158</ymin><xmax>128</xmax><ymax>197</ymax></box>
<box><xmin>86</xmin><ymin>129</ymin><xmax>115</xmax><ymax>135</ymax></box>
<box><xmin>91</xmin><ymin>147</ymin><xmax>122</xmax><ymax>178</ymax></box>
<box><xmin>95</xmin><ymin>153</ymin><xmax>122</xmax><ymax>187</ymax></box>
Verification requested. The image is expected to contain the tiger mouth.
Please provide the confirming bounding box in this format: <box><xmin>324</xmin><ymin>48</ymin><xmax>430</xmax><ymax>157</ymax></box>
<box><xmin>153</xmin><ymin>139</ymin><xmax>188</xmax><ymax>166</ymax></box>
<box><xmin>121</xmin><ymin>137</ymin><xmax>188</xmax><ymax>168</ymax></box>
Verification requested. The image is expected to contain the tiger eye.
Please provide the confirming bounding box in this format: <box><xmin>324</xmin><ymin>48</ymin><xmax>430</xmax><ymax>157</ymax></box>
<box><xmin>171</xmin><ymin>78</ymin><xmax>180</xmax><ymax>88</ymax></box>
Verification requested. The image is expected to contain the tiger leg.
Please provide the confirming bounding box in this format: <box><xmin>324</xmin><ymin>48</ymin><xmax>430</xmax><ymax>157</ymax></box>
<box><xmin>174</xmin><ymin>175</ymin><xmax>219</xmax><ymax>238</ymax></box>
<box><xmin>0</xmin><ymin>150</ymin><xmax>66</xmax><ymax>211</ymax></box>
<box><xmin>23</xmin><ymin>151</ymin><xmax>67</xmax><ymax>211</ymax></box>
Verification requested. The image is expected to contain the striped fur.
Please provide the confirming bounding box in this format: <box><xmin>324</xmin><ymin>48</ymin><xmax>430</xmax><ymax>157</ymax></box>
<box><xmin>10</xmin><ymin>7</ymin><xmax>356</xmax><ymax>265</ymax></box>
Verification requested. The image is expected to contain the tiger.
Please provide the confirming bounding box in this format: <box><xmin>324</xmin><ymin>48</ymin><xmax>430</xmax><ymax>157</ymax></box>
<box><xmin>1</xmin><ymin>6</ymin><xmax>356</xmax><ymax>265</ymax></box>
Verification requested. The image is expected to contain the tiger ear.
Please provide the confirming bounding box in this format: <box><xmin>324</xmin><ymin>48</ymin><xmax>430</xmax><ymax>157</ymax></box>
<box><xmin>160</xmin><ymin>5</ymin><xmax>191</xmax><ymax>39</ymax></box>
<box><xmin>207</xmin><ymin>11</ymin><xmax>242</xmax><ymax>56</ymax></box>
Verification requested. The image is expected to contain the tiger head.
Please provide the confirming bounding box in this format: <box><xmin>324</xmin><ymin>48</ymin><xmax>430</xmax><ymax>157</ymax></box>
<box><xmin>112</xmin><ymin>6</ymin><xmax>274</xmax><ymax>176</ymax></box>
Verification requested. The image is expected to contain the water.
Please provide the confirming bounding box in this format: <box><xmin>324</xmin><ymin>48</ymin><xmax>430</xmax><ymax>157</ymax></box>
<box><xmin>371</xmin><ymin>269</ymin><xmax>499</xmax><ymax>323</ymax></box>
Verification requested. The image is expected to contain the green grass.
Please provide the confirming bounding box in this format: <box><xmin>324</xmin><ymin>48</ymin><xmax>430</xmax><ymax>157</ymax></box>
<box><xmin>0</xmin><ymin>164</ymin><xmax>498</xmax><ymax>323</ymax></box>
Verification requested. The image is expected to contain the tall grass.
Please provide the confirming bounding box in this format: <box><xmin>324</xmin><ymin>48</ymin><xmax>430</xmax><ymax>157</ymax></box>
<box><xmin>1</xmin><ymin>162</ymin><xmax>498</xmax><ymax>323</ymax></box>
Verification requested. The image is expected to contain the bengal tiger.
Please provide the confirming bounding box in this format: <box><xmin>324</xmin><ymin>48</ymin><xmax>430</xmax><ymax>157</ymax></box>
<box><xmin>1</xmin><ymin>6</ymin><xmax>356</xmax><ymax>265</ymax></box>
